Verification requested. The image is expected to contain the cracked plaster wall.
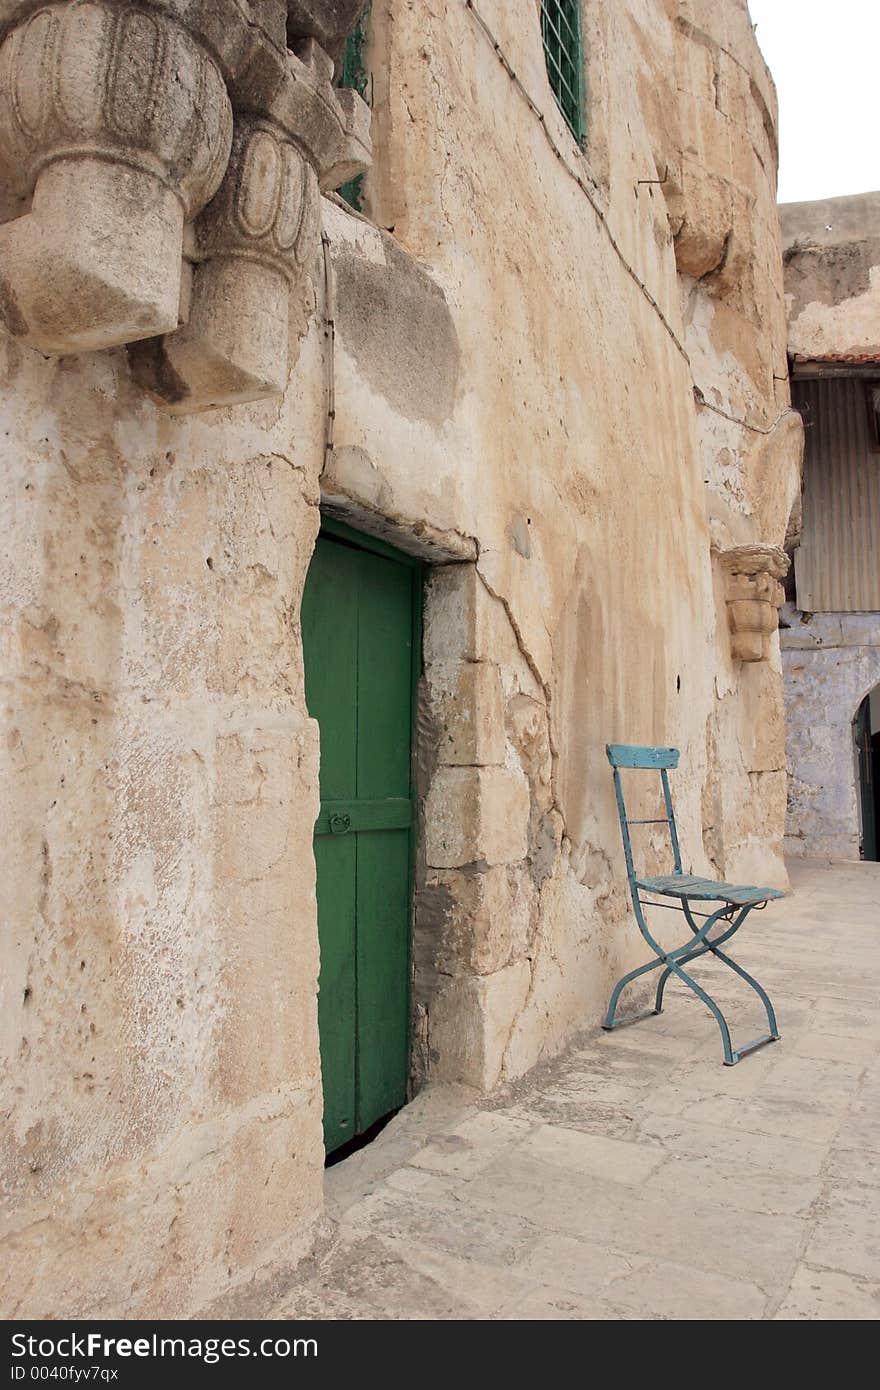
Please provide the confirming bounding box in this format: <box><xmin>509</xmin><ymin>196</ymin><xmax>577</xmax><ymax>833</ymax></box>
<box><xmin>779</xmin><ymin>195</ymin><xmax>880</xmax><ymax>859</ymax></box>
<box><xmin>1</xmin><ymin>0</ymin><xmax>800</xmax><ymax>1315</ymax></box>
<box><xmin>326</xmin><ymin>0</ymin><xmax>798</xmax><ymax>1094</ymax></box>
<box><xmin>781</xmin><ymin>609</ymin><xmax>880</xmax><ymax>860</ymax></box>
<box><xmin>781</xmin><ymin>192</ymin><xmax>880</xmax><ymax>360</ymax></box>
<box><xmin>1</xmin><ymin>330</ymin><xmax>329</xmax><ymax>1316</ymax></box>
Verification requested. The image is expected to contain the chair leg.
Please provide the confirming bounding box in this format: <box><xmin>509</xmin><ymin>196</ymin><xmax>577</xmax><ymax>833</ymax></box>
<box><xmin>656</xmin><ymin>908</ymin><xmax>780</xmax><ymax>1064</ymax></box>
<box><xmin>654</xmin><ymin>914</ymin><xmax>740</xmax><ymax>1013</ymax></box>
<box><xmin>605</xmin><ymin>898</ymin><xmax>779</xmax><ymax>1065</ymax></box>
<box><xmin>711</xmin><ymin>945</ymin><xmax>780</xmax><ymax>1043</ymax></box>
<box><xmin>654</xmin><ymin>961</ymin><xmax>672</xmax><ymax>1015</ymax></box>
<box><xmin>602</xmin><ymin>955</ymin><xmax>664</xmax><ymax>1030</ymax></box>
<box><xmin>653</xmin><ymin>902</ymin><xmax>738</xmax><ymax>1016</ymax></box>
<box><xmin>606</xmin><ymin>902</ymin><xmax>732</xmax><ymax>1036</ymax></box>
<box><xmin>664</xmin><ymin>957</ymin><xmax>736</xmax><ymax>1065</ymax></box>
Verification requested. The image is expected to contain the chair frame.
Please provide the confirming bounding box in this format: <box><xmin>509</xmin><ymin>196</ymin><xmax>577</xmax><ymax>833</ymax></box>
<box><xmin>603</xmin><ymin>744</ymin><xmax>780</xmax><ymax>1065</ymax></box>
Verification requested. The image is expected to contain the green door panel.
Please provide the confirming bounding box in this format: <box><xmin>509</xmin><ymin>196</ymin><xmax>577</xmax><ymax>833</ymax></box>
<box><xmin>313</xmin><ymin>833</ymin><xmax>357</xmax><ymax>1145</ymax></box>
<box><xmin>302</xmin><ymin>538</ymin><xmax>359</xmax><ymax>801</ymax></box>
<box><xmin>356</xmin><ymin>548</ymin><xmax>416</xmax><ymax>799</ymax></box>
<box><xmin>356</xmin><ymin>827</ymin><xmax>411</xmax><ymax>1130</ymax></box>
<box><xmin>302</xmin><ymin>527</ymin><xmax>420</xmax><ymax>1154</ymax></box>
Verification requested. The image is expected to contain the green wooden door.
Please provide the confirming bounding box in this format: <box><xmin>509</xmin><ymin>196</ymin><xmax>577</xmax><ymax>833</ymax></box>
<box><xmin>301</xmin><ymin>522</ymin><xmax>420</xmax><ymax>1154</ymax></box>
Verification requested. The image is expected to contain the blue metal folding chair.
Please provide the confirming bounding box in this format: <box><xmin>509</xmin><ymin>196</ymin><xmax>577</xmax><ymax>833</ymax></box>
<box><xmin>604</xmin><ymin>744</ymin><xmax>783</xmax><ymax>1065</ymax></box>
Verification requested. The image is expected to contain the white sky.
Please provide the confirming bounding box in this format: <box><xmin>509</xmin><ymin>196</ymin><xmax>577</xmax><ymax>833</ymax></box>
<box><xmin>747</xmin><ymin>0</ymin><xmax>880</xmax><ymax>204</ymax></box>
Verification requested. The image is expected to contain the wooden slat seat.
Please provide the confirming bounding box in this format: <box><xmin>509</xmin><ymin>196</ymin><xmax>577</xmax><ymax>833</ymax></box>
<box><xmin>636</xmin><ymin>874</ymin><xmax>785</xmax><ymax>907</ymax></box>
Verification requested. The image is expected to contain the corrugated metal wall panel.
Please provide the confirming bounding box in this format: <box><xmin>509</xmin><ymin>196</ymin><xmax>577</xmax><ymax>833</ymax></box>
<box><xmin>794</xmin><ymin>377</ymin><xmax>880</xmax><ymax>612</ymax></box>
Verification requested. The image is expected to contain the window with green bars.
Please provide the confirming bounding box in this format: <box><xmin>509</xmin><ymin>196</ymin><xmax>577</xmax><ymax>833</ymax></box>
<box><xmin>334</xmin><ymin>3</ymin><xmax>371</xmax><ymax>211</ymax></box>
<box><xmin>540</xmin><ymin>0</ymin><xmax>585</xmax><ymax>145</ymax></box>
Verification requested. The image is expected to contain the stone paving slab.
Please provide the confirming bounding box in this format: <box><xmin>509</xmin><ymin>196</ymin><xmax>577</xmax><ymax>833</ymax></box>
<box><xmin>269</xmin><ymin>859</ymin><xmax>880</xmax><ymax>1320</ymax></box>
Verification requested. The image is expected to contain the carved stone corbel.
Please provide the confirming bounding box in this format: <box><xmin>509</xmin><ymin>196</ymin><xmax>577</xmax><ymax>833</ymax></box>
<box><xmin>718</xmin><ymin>544</ymin><xmax>789</xmax><ymax>663</ymax></box>
<box><xmin>0</xmin><ymin>2</ymin><xmax>233</xmax><ymax>353</ymax></box>
<box><xmin>0</xmin><ymin>0</ymin><xmax>371</xmax><ymax>410</ymax></box>
<box><xmin>128</xmin><ymin>25</ymin><xmax>372</xmax><ymax>413</ymax></box>
<box><xmin>286</xmin><ymin>1</ymin><xmax>367</xmax><ymax>64</ymax></box>
<box><xmin>130</xmin><ymin>114</ymin><xmax>320</xmax><ymax>412</ymax></box>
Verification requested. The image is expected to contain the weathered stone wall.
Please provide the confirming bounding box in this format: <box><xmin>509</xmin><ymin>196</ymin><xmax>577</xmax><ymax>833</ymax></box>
<box><xmin>0</xmin><ymin>0</ymin><xmax>364</xmax><ymax>1320</ymax></box>
<box><xmin>0</xmin><ymin>337</ymin><xmax>330</xmax><ymax>1317</ymax></box>
<box><xmin>1</xmin><ymin>1</ymin><xmax>800</xmax><ymax>1316</ymax></box>
<box><xmin>782</xmin><ymin>609</ymin><xmax>880</xmax><ymax>859</ymax></box>
<box><xmin>780</xmin><ymin>192</ymin><xmax>880</xmax><ymax>859</ymax></box>
<box><xmin>782</xmin><ymin>192</ymin><xmax>880</xmax><ymax>361</ymax></box>
<box><xmin>343</xmin><ymin>0</ymin><xmax>798</xmax><ymax>1094</ymax></box>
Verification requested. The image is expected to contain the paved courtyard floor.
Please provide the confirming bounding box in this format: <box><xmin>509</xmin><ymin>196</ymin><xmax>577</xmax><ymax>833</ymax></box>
<box><xmin>272</xmin><ymin>859</ymin><xmax>880</xmax><ymax>1319</ymax></box>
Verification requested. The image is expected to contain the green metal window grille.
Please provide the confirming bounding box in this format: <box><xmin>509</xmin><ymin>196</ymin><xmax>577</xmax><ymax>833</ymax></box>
<box><xmin>335</xmin><ymin>3</ymin><xmax>371</xmax><ymax>211</ymax></box>
<box><xmin>540</xmin><ymin>0</ymin><xmax>585</xmax><ymax>145</ymax></box>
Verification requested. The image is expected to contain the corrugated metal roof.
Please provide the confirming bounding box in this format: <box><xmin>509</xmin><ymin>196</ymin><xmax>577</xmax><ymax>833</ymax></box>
<box><xmin>794</xmin><ymin>376</ymin><xmax>880</xmax><ymax>613</ymax></box>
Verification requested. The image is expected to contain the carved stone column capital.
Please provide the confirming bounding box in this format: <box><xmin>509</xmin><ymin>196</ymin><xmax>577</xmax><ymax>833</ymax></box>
<box><xmin>0</xmin><ymin>0</ymin><xmax>372</xmax><ymax>410</ymax></box>
<box><xmin>717</xmin><ymin>544</ymin><xmax>789</xmax><ymax>663</ymax></box>
<box><xmin>130</xmin><ymin>113</ymin><xmax>320</xmax><ymax>412</ymax></box>
<box><xmin>196</xmin><ymin>117</ymin><xmax>320</xmax><ymax>284</ymax></box>
<box><xmin>0</xmin><ymin>1</ymin><xmax>233</xmax><ymax>352</ymax></box>
<box><xmin>128</xmin><ymin>5</ymin><xmax>371</xmax><ymax>413</ymax></box>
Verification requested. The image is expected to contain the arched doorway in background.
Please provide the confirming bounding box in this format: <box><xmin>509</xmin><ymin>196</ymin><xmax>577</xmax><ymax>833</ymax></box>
<box><xmin>854</xmin><ymin>685</ymin><xmax>880</xmax><ymax>861</ymax></box>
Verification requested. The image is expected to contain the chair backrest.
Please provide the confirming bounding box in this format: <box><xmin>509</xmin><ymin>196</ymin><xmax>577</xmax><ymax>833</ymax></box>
<box><xmin>605</xmin><ymin>744</ymin><xmax>682</xmax><ymax>883</ymax></box>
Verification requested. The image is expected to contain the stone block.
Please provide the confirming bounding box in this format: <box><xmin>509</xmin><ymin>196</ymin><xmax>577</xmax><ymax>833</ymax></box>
<box><xmin>775</xmin><ymin>1266</ymin><xmax>880</xmax><ymax>1321</ymax></box>
<box><xmin>0</xmin><ymin>162</ymin><xmax>187</xmax><ymax>354</ymax></box>
<box><xmin>408</xmin><ymin>1110</ymin><xmax>534</xmax><ymax>1180</ymax></box>
<box><xmin>673</xmin><ymin>163</ymin><xmax>732</xmax><ymax>278</ymax></box>
<box><xmin>429</xmin><ymin>960</ymin><xmax>531</xmax><ymax>1091</ymax></box>
<box><xmin>425</xmin><ymin>766</ymin><xmax>530</xmax><ymax>868</ymax></box>
<box><xmin>518</xmin><ymin>1124</ymin><xmax>666</xmax><ymax>1185</ymax></box>
<box><xmin>424</xmin><ymin>566</ymin><xmax>510</xmax><ymax>665</ymax></box>
<box><xmin>423</xmin><ymin>863</ymin><xmax>536</xmax><ymax>976</ymax></box>
<box><xmin>286</xmin><ymin>1</ymin><xmax>366</xmax><ymax>65</ymax></box>
<box><xmin>428</xmin><ymin>661</ymin><xmax>505</xmax><ymax>766</ymax></box>
<box><xmin>131</xmin><ymin>258</ymin><xmax>291</xmax><ymax>414</ymax></box>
